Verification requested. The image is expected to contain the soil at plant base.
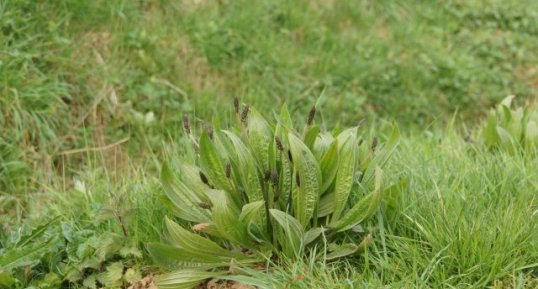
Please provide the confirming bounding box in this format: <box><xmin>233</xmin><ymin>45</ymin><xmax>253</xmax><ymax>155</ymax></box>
<box><xmin>127</xmin><ymin>274</ymin><xmax>157</xmax><ymax>289</ymax></box>
<box><xmin>199</xmin><ymin>279</ymin><xmax>256</xmax><ymax>289</ymax></box>
<box><xmin>126</xmin><ymin>275</ymin><xmax>255</xmax><ymax>289</ymax></box>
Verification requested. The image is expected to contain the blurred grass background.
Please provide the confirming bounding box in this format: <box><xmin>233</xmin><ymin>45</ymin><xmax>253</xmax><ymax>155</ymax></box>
<box><xmin>2</xmin><ymin>0</ymin><xmax>538</xmax><ymax>196</ymax></box>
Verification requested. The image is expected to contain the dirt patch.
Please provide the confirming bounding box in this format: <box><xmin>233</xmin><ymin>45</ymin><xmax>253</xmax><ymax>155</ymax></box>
<box><xmin>127</xmin><ymin>274</ymin><xmax>157</xmax><ymax>289</ymax></box>
<box><xmin>198</xmin><ymin>279</ymin><xmax>256</xmax><ymax>289</ymax></box>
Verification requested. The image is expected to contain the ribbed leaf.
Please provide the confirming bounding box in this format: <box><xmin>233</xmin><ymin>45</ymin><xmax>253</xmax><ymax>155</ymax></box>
<box><xmin>239</xmin><ymin>201</ymin><xmax>265</xmax><ymax>224</ymax></box>
<box><xmin>269</xmin><ymin>209</ymin><xmax>304</xmax><ymax>258</ymax></box>
<box><xmin>303</xmin><ymin>227</ymin><xmax>324</xmax><ymax>246</ymax></box>
<box><xmin>178</xmin><ymin>164</ymin><xmax>210</xmax><ymax>202</ymax></box>
<box><xmin>248</xmin><ymin>110</ymin><xmax>273</xmax><ymax>173</ymax></box>
<box><xmin>288</xmin><ymin>133</ymin><xmax>322</xmax><ymax>228</ymax></box>
<box><xmin>362</xmin><ymin>125</ymin><xmax>399</xmax><ymax>187</ymax></box>
<box><xmin>279</xmin><ymin>149</ymin><xmax>293</xmax><ymax>209</ymax></box>
<box><xmin>334</xmin><ymin>167</ymin><xmax>383</xmax><ymax>231</ymax></box>
<box><xmin>161</xmin><ymin>163</ymin><xmax>209</xmax><ymax>223</ymax></box>
<box><xmin>331</xmin><ymin>132</ymin><xmax>356</xmax><ymax>222</ymax></box>
<box><xmin>317</xmin><ymin>192</ymin><xmax>334</xmax><ymax>217</ymax></box>
<box><xmin>276</xmin><ymin>104</ymin><xmax>293</xmax><ymax>133</ymax></box>
<box><xmin>325</xmin><ymin>243</ymin><xmax>359</xmax><ymax>261</ymax></box>
<box><xmin>223</xmin><ymin>131</ymin><xmax>264</xmax><ymax>203</ymax></box>
<box><xmin>147</xmin><ymin>243</ymin><xmax>227</xmax><ymax>269</ymax></box>
<box><xmin>199</xmin><ymin>132</ymin><xmax>234</xmax><ymax>194</ymax></box>
<box><xmin>207</xmin><ymin>190</ymin><xmax>253</xmax><ymax>248</ymax></box>
<box><xmin>164</xmin><ymin>217</ymin><xmax>246</xmax><ymax>260</ymax></box>
<box><xmin>157</xmin><ymin>270</ymin><xmax>226</xmax><ymax>289</ymax></box>
<box><xmin>304</xmin><ymin>125</ymin><xmax>320</xmax><ymax>149</ymax></box>
<box><xmin>483</xmin><ymin>112</ymin><xmax>499</xmax><ymax>148</ymax></box>
<box><xmin>313</xmin><ymin>132</ymin><xmax>335</xmax><ymax>160</ymax></box>
<box><xmin>319</xmin><ymin>139</ymin><xmax>339</xmax><ymax>194</ymax></box>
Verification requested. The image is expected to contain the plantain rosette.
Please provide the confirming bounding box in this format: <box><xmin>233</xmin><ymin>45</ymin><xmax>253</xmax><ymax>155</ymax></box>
<box><xmin>148</xmin><ymin>102</ymin><xmax>401</xmax><ymax>288</ymax></box>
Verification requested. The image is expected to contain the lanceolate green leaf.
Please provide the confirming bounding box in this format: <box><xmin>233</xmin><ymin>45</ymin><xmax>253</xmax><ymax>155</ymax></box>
<box><xmin>288</xmin><ymin>133</ymin><xmax>322</xmax><ymax>228</ymax></box>
<box><xmin>164</xmin><ymin>217</ymin><xmax>246</xmax><ymax>260</ymax></box>
<box><xmin>157</xmin><ymin>270</ymin><xmax>226</xmax><ymax>289</ymax></box>
<box><xmin>279</xmin><ymin>149</ymin><xmax>293</xmax><ymax>209</ymax></box>
<box><xmin>199</xmin><ymin>132</ymin><xmax>234</xmax><ymax>195</ymax></box>
<box><xmin>362</xmin><ymin>125</ymin><xmax>399</xmax><ymax>187</ymax></box>
<box><xmin>483</xmin><ymin>112</ymin><xmax>499</xmax><ymax>148</ymax></box>
<box><xmin>178</xmin><ymin>164</ymin><xmax>210</xmax><ymax>202</ymax></box>
<box><xmin>325</xmin><ymin>243</ymin><xmax>359</xmax><ymax>261</ymax></box>
<box><xmin>147</xmin><ymin>243</ymin><xmax>228</xmax><ymax>269</ymax></box>
<box><xmin>239</xmin><ymin>201</ymin><xmax>265</xmax><ymax>231</ymax></box>
<box><xmin>207</xmin><ymin>190</ymin><xmax>254</xmax><ymax>248</ymax></box>
<box><xmin>303</xmin><ymin>227</ymin><xmax>324</xmax><ymax>246</ymax></box>
<box><xmin>248</xmin><ymin>110</ymin><xmax>273</xmax><ymax>172</ymax></box>
<box><xmin>331</xmin><ymin>132</ymin><xmax>356</xmax><ymax>222</ymax></box>
<box><xmin>269</xmin><ymin>209</ymin><xmax>304</xmax><ymax>258</ymax></box>
<box><xmin>313</xmin><ymin>132</ymin><xmax>335</xmax><ymax>160</ymax></box>
<box><xmin>161</xmin><ymin>163</ymin><xmax>209</xmax><ymax>223</ymax></box>
<box><xmin>334</xmin><ymin>167</ymin><xmax>383</xmax><ymax>231</ymax></box>
<box><xmin>304</xmin><ymin>125</ymin><xmax>320</xmax><ymax>149</ymax></box>
<box><xmin>318</xmin><ymin>192</ymin><xmax>334</xmax><ymax>217</ymax></box>
<box><xmin>319</xmin><ymin>139</ymin><xmax>339</xmax><ymax>194</ymax></box>
<box><xmin>223</xmin><ymin>131</ymin><xmax>264</xmax><ymax>203</ymax></box>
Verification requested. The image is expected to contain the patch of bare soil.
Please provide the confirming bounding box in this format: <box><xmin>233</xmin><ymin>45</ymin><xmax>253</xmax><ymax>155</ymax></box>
<box><xmin>127</xmin><ymin>274</ymin><xmax>157</xmax><ymax>289</ymax></box>
<box><xmin>198</xmin><ymin>279</ymin><xmax>256</xmax><ymax>289</ymax></box>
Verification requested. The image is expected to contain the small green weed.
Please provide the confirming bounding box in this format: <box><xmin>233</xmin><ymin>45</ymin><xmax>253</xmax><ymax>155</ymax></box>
<box><xmin>480</xmin><ymin>95</ymin><xmax>538</xmax><ymax>153</ymax></box>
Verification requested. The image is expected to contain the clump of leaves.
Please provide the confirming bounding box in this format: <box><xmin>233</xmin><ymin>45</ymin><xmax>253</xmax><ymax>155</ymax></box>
<box><xmin>60</xmin><ymin>228</ymin><xmax>142</xmax><ymax>289</ymax></box>
<box><xmin>0</xmin><ymin>219</ymin><xmax>142</xmax><ymax>289</ymax></box>
<box><xmin>480</xmin><ymin>95</ymin><xmax>538</xmax><ymax>153</ymax></box>
<box><xmin>148</xmin><ymin>102</ymin><xmax>401</xmax><ymax>288</ymax></box>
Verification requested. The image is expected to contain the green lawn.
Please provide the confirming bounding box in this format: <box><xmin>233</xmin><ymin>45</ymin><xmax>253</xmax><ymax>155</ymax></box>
<box><xmin>1</xmin><ymin>0</ymin><xmax>537</xmax><ymax>288</ymax></box>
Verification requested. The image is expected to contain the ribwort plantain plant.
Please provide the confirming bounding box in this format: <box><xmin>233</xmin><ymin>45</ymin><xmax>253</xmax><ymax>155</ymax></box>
<box><xmin>148</xmin><ymin>102</ymin><xmax>400</xmax><ymax>288</ymax></box>
<box><xmin>480</xmin><ymin>95</ymin><xmax>538</xmax><ymax>154</ymax></box>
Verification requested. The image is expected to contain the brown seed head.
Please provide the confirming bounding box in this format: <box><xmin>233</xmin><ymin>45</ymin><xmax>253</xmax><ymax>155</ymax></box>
<box><xmin>207</xmin><ymin>126</ymin><xmax>214</xmax><ymax>139</ymax></box>
<box><xmin>275</xmin><ymin>137</ymin><xmax>284</xmax><ymax>151</ymax></box>
<box><xmin>287</xmin><ymin>150</ymin><xmax>293</xmax><ymax>162</ymax></box>
<box><xmin>307</xmin><ymin>106</ymin><xmax>316</xmax><ymax>126</ymax></box>
<box><xmin>199</xmin><ymin>172</ymin><xmax>209</xmax><ymax>185</ymax></box>
<box><xmin>264</xmin><ymin>170</ymin><xmax>271</xmax><ymax>182</ymax></box>
<box><xmin>371</xmin><ymin>137</ymin><xmax>378</xmax><ymax>151</ymax></box>
<box><xmin>183</xmin><ymin>116</ymin><xmax>191</xmax><ymax>134</ymax></box>
<box><xmin>241</xmin><ymin>105</ymin><xmax>250</xmax><ymax>124</ymax></box>
<box><xmin>271</xmin><ymin>170</ymin><xmax>279</xmax><ymax>187</ymax></box>
<box><xmin>233</xmin><ymin>97</ymin><xmax>240</xmax><ymax>114</ymax></box>
<box><xmin>225</xmin><ymin>163</ymin><xmax>231</xmax><ymax>178</ymax></box>
<box><xmin>199</xmin><ymin>202</ymin><xmax>212</xmax><ymax>209</ymax></box>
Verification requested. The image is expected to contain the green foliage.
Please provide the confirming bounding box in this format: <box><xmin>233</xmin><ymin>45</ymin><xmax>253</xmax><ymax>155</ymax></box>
<box><xmin>479</xmin><ymin>95</ymin><xmax>538</xmax><ymax>153</ymax></box>
<box><xmin>0</xmin><ymin>218</ymin><xmax>143</xmax><ymax>289</ymax></box>
<box><xmin>149</xmin><ymin>103</ymin><xmax>400</xmax><ymax>287</ymax></box>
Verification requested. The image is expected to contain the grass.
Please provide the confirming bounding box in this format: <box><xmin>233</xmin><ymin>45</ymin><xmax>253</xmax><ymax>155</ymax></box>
<box><xmin>1</xmin><ymin>0</ymin><xmax>538</xmax><ymax>288</ymax></box>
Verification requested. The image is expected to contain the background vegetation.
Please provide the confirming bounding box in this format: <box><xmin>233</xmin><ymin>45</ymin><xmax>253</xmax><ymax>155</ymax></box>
<box><xmin>1</xmin><ymin>0</ymin><xmax>537</xmax><ymax>288</ymax></box>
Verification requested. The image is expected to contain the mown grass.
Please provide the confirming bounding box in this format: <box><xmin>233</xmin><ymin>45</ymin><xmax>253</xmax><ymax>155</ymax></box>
<box><xmin>1</xmin><ymin>0</ymin><xmax>538</xmax><ymax>288</ymax></box>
